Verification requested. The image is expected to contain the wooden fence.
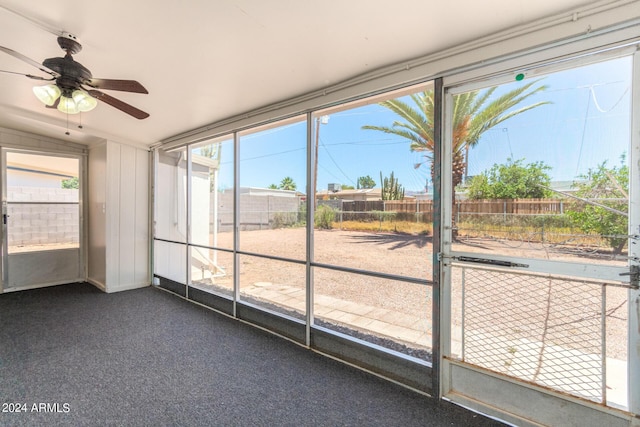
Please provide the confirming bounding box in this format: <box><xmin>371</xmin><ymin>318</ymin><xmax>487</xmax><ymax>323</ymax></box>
<box><xmin>339</xmin><ymin>199</ymin><xmax>567</xmax><ymax>215</ymax></box>
<box><xmin>456</xmin><ymin>198</ymin><xmax>567</xmax><ymax>215</ymax></box>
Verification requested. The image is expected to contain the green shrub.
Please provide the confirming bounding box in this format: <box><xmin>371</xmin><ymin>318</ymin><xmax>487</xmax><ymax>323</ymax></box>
<box><xmin>315</xmin><ymin>205</ymin><xmax>336</xmax><ymax>229</ymax></box>
<box><xmin>272</xmin><ymin>212</ymin><xmax>297</xmax><ymax>229</ymax></box>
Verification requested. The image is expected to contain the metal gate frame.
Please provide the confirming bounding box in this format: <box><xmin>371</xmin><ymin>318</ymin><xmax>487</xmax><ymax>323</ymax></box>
<box><xmin>435</xmin><ymin>39</ymin><xmax>640</xmax><ymax>426</ymax></box>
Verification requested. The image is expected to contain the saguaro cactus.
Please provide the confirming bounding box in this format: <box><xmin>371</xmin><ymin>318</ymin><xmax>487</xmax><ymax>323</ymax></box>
<box><xmin>380</xmin><ymin>171</ymin><xmax>405</xmax><ymax>200</ymax></box>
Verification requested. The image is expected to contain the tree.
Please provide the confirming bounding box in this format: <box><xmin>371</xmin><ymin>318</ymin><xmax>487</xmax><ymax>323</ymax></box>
<box><xmin>380</xmin><ymin>171</ymin><xmax>404</xmax><ymax>200</ymax></box>
<box><xmin>268</xmin><ymin>184</ymin><xmax>278</xmax><ymax>189</ymax></box>
<box><xmin>279</xmin><ymin>176</ymin><xmax>297</xmax><ymax>191</ymax></box>
<box><xmin>341</xmin><ymin>184</ymin><xmax>355</xmax><ymax>190</ymax></box>
<box><xmin>357</xmin><ymin>175</ymin><xmax>376</xmax><ymax>189</ymax></box>
<box><xmin>199</xmin><ymin>143</ymin><xmax>222</xmax><ymax>192</ymax></box>
<box><xmin>200</xmin><ymin>144</ymin><xmax>221</xmax><ymax>160</ymax></box>
<box><xmin>466</xmin><ymin>158</ymin><xmax>552</xmax><ymax>200</ymax></box>
<box><xmin>61</xmin><ymin>177</ymin><xmax>79</xmax><ymax>189</ymax></box>
<box><xmin>565</xmin><ymin>157</ymin><xmax>628</xmax><ymax>253</ymax></box>
<box><xmin>362</xmin><ymin>80</ymin><xmax>549</xmax><ymax>189</ymax></box>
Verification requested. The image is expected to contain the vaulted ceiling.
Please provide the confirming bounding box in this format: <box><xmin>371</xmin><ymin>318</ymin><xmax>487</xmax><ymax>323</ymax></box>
<box><xmin>0</xmin><ymin>0</ymin><xmax>609</xmax><ymax>147</ymax></box>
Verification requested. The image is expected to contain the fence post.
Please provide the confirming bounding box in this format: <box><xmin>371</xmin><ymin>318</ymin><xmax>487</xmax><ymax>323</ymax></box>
<box><xmin>267</xmin><ymin>195</ymin><xmax>271</xmax><ymax>229</ymax></box>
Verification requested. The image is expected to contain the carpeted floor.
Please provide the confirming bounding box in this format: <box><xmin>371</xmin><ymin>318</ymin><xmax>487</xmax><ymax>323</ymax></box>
<box><xmin>0</xmin><ymin>283</ymin><xmax>505</xmax><ymax>426</ymax></box>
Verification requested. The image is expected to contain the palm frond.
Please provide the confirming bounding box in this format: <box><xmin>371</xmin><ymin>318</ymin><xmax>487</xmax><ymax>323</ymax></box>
<box><xmin>467</xmin><ymin>80</ymin><xmax>549</xmax><ymax>146</ymax></box>
<box><xmin>363</xmin><ymin>79</ymin><xmax>549</xmax><ymax>176</ymax></box>
<box><xmin>378</xmin><ymin>99</ymin><xmax>429</xmax><ymax>137</ymax></box>
<box><xmin>361</xmin><ymin>125</ymin><xmax>427</xmax><ymax>148</ymax></box>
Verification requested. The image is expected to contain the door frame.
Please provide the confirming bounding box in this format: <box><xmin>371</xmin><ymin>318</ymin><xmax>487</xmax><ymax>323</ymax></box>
<box><xmin>437</xmin><ymin>42</ymin><xmax>640</xmax><ymax>426</ymax></box>
<box><xmin>0</xmin><ymin>147</ymin><xmax>86</xmax><ymax>293</ymax></box>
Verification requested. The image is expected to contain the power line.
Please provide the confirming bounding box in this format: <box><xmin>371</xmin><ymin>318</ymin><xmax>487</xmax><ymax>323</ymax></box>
<box><xmin>575</xmin><ymin>89</ymin><xmax>591</xmax><ymax>176</ymax></box>
<box><xmin>318</xmin><ymin>163</ymin><xmax>343</xmax><ymax>183</ymax></box>
<box><xmin>319</xmin><ymin>138</ymin><xmax>356</xmax><ymax>185</ymax></box>
<box><xmin>239</xmin><ymin>146</ymin><xmax>305</xmax><ymax>162</ymax></box>
<box><xmin>502</xmin><ymin>128</ymin><xmax>513</xmax><ymax>159</ymax></box>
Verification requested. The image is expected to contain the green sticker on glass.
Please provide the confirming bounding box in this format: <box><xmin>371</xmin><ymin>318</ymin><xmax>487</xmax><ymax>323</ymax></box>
<box><xmin>515</xmin><ymin>73</ymin><xmax>525</xmax><ymax>81</ymax></box>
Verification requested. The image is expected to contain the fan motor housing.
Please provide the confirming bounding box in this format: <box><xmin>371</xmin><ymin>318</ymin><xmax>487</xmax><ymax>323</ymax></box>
<box><xmin>43</xmin><ymin>55</ymin><xmax>92</xmax><ymax>92</ymax></box>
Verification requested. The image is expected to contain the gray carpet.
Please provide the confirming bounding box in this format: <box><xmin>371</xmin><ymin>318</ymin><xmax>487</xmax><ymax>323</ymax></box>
<box><xmin>0</xmin><ymin>283</ymin><xmax>504</xmax><ymax>426</ymax></box>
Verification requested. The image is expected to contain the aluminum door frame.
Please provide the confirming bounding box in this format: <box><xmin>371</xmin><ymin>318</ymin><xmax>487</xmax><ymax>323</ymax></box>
<box><xmin>0</xmin><ymin>148</ymin><xmax>84</xmax><ymax>292</ymax></box>
<box><xmin>437</xmin><ymin>46</ymin><xmax>639</xmax><ymax>426</ymax></box>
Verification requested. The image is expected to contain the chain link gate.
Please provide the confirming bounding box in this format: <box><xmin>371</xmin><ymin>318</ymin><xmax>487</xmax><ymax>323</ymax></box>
<box><xmin>452</xmin><ymin>264</ymin><xmax>630</xmax><ymax>404</ymax></box>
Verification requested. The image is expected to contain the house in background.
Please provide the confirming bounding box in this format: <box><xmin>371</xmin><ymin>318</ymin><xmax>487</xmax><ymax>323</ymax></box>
<box><xmin>7</xmin><ymin>152</ymin><xmax>77</xmax><ymax>188</ymax></box>
<box><xmin>316</xmin><ymin>187</ymin><xmax>383</xmax><ymax>201</ymax></box>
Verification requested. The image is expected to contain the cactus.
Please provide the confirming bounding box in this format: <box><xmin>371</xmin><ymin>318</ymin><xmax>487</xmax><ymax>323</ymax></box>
<box><xmin>380</xmin><ymin>171</ymin><xmax>405</xmax><ymax>200</ymax></box>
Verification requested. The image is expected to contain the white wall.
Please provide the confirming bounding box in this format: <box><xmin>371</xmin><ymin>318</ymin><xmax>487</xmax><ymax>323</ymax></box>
<box><xmin>88</xmin><ymin>140</ymin><xmax>150</xmax><ymax>293</ymax></box>
<box><xmin>155</xmin><ymin>152</ymin><xmax>187</xmax><ymax>242</ymax></box>
<box><xmin>88</xmin><ymin>142</ymin><xmax>107</xmax><ymax>289</ymax></box>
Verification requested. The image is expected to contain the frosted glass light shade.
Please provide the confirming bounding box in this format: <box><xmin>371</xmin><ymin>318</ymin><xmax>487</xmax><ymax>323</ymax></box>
<box><xmin>32</xmin><ymin>84</ymin><xmax>61</xmax><ymax>106</ymax></box>
<box><xmin>57</xmin><ymin>96</ymin><xmax>80</xmax><ymax>114</ymax></box>
<box><xmin>72</xmin><ymin>90</ymin><xmax>97</xmax><ymax>112</ymax></box>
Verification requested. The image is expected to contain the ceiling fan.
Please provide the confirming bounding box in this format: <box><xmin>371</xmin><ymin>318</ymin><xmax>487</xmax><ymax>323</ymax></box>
<box><xmin>0</xmin><ymin>32</ymin><xmax>149</xmax><ymax>119</ymax></box>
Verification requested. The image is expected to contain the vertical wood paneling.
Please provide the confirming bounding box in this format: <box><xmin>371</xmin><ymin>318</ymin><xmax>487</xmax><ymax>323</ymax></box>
<box><xmin>118</xmin><ymin>144</ymin><xmax>137</xmax><ymax>287</ymax></box>
<box><xmin>134</xmin><ymin>149</ymin><xmax>150</xmax><ymax>286</ymax></box>
<box><xmin>88</xmin><ymin>143</ymin><xmax>107</xmax><ymax>288</ymax></box>
<box><xmin>100</xmin><ymin>141</ymin><xmax>150</xmax><ymax>292</ymax></box>
<box><xmin>106</xmin><ymin>141</ymin><xmax>121</xmax><ymax>288</ymax></box>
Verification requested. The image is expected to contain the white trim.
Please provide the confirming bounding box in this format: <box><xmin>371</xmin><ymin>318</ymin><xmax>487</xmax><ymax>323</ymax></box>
<box><xmin>0</xmin><ymin>126</ymin><xmax>87</xmax><ymax>154</ymax></box>
<box><xmin>1</xmin><ymin>280</ymin><xmax>85</xmax><ymax>294</ymax></box>
<box><xmin>444</xmin><ymin>38</ymin><xmax>639</xmax><ymax>94</ymax></box>
<box><xmin>104</xmin><ymin>282</ymin><xmax>150</xmax><ymax>294</ymax></box>
<box><xmin>444</xmin><ymin>360</ymin><xmax>632</xmax><ymax>427</ymax></box>
<box><xmin>627</xmin><ymin>46</ymin><xmax>640</xmax><ymax>414</ymax></box>
<box><xmin>87</xmin><ymin>277</ymin><xmax>106</xmax><ymax>292</ymax></box>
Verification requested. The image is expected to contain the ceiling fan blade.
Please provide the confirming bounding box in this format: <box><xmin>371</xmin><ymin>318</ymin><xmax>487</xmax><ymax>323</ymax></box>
<box><xmin>0</xmin><ymin>69</ymin><xmax>55</xmax><ymax>80</ymax></box>
<box><xmin>0</xmin><ymin>45</ymin><xmax>59</xmax><ymax>77</ymax></box>
<box><xmin>87</xmin><ymin>90</ymin><xmax>149</xmax><ymax>119</ymax></box>
<box><xmin>85</xmin><ymin>78</ymin><xmax>148</xmax><ymax>94</ymax></box>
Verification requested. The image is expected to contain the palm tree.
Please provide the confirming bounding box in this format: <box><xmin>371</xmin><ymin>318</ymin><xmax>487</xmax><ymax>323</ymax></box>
<box><xmin>279</xmin><ymin>176</ymin><xmax>297</xmax><ymax>191</ymax></box>
<box><xmin>362</xmin><ymin>80</ymin><xmax>549</xmax><ymax>189</ymax></box>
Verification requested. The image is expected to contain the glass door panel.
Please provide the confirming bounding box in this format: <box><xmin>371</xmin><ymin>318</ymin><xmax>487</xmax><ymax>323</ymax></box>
<box><xmin>2</xmin><ymin>151</ymin><xmax>82</xmax><ymax>291</ymax></box>
<box><xmin>442</xmin><ymin>53</ymin><xmax>634</xmax><ymax>418</ymax></box>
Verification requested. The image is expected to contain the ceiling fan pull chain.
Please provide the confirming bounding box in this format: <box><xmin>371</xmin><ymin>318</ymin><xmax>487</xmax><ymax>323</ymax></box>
<box><xmin>65</xmin><ymin>110</ymin><xmax>70</xmax><ymax>136</ymax></box>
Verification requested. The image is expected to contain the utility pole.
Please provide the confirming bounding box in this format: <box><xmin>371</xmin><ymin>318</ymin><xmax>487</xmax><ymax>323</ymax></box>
<box><xmin>313</xmin><ymin>115</ymin><xmax>329</xmax><ymax>207</ymax></box>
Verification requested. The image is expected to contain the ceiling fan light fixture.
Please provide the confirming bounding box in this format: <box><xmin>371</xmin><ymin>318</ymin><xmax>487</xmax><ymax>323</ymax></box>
<box><xmin>57</xmin><ymin>95</ymin><xmax>80</xmax><ymax>114</ymax></box>
<box><xmin>32</xmin><ymin>84</ymin><xmax>61</xmax><ymax>106</ymax></box>
<box><xmin>72</xmin><ymin>89</ymin><xmax>97</xmax><ymax>112</ymax></box>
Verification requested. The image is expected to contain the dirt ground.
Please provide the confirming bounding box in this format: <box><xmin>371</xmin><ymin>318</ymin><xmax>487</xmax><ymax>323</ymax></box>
<box><xmin>211</xmin><ymin>227</ymin><xmax>628</xmax><ymax>360</ymax></box>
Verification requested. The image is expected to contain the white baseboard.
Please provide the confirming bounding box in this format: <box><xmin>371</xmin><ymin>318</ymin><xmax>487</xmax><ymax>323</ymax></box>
<box><xmin>105</xmin><ymin>282</ymin><xmax>150</xmax><ymax>293</ymax></box>
<box><xmin>87</xmin><ymin>278</ymin><xmax>106</xmax><ymax>292</ymax></box>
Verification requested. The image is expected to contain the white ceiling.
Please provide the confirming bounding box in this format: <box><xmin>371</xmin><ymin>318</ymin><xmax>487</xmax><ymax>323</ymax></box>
<box><xmin>0</xmin><ymin>0</ymin><xmax>605</xmax><ymax>148</ymax></box>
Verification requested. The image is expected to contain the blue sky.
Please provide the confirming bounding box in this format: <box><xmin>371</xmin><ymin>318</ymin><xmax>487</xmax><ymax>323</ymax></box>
<box><xmin>214</xmin><ymin>55</ymin><xmax>632</xmax><ymax>193</ymax></box>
